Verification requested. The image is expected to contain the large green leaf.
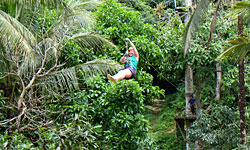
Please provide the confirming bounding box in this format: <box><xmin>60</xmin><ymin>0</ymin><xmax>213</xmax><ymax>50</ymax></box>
<box><xmin>36</xmin><ymin>58</ymin><xmax>121</xmax><ymax>93</ymax></box>
<box><xmin>0</xmin><ymin>0</ymin><xmax>63</xmax><ymax>8</ymax></box>
<box><xmin>216</xmin><ymin>36</ymin><xmax>250</xmax><ymax>63</ymax></box>
<box><xmin>0</xmin><ymin>10</ymin><xmax>36</xmax><ymax>55</ymax></box>
<box><xmin>0</xmin><ymin>10</ymin><xmax>40</xmax><ymax>77</ymax></box>
<box><xmin>72</xmin><ymin>33</ymin><xmax>116</xmax><ymax>50</ymax></box>
<box><xmin>217</xmin><ymin>1</ymin><xmax>250</xmax><ymax>63</ymax></box>
<box><xmin>183</xmin><ymin>0</ymin><xmax>210</xmax><ymax>57</ymax></box>
<box><xmin>229</xmin><ymin>1</ymin><xmax>250</xmax><ymax>24</ymax></box>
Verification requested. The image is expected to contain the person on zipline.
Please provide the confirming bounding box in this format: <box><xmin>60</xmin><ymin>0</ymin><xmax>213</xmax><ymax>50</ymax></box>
<box><xmin>107</xmin><ymin>38</ymin><xmax>139</xmax><ymax>83</ymax></box>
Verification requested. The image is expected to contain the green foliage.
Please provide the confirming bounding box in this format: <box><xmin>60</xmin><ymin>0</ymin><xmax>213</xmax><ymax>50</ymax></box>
<box><xmin>62</xmin><ymin>76</ymin><xmax>156</xmax><ymax>149</ymax></box>
<box><xmin>219</xmin><ymin>66</ymin><xmax>239</xmax><ymax>106</ymax></box>
<box><xmin>149</xmin><ymin>132</ymin><xmax>184</xmax><ymax>150</ymax></box>
<box><xmin>36</xmin><ymin>7</ymin><xmax>59</xmax><ymax>37</ymax></box>
<box><xmin>153</xmin><ymin>109</ymin><xmax>175</xmax><ymax>132</ymax></box>
<box><xmin>117</xmin><ymin>0</ymin><xmax>156</xmax><ymax>24</ymax></box>
<box><xmin>61</xmin><ymin>40</ymin><xmax>96</xmax><ymax>68</ymax></box>
<box><xmin>181</xmin><ymin>7</ymin><xmax>242</xmax><ymax>107</ymax></box>
<box><xmin>95</xmin><ymin>0</ymin><xmax>186</xmax><ymax>83</ymax></box>
<box><xmin>0</xmin><ymin>131</ymin><xmax>35</xmax><ymax>150</ymax></box>
<box><xmin>189</xmin><ymin>105</ymin><xmax>240</xmax><ymax>149</ymax></box>
<box><xmin>0</xmin><ymin>0</ymin><xmax>249</xmax><ymax>149</ymax></box>
<box><xmin>101</xmin><ymin>80</ymin><xmax>149</xmax><ymax>149</ymax></box>
<box><xmin>136</xmin><ymin>70</ymin><xmax>165</xmax><ymax>105</ymax></box>
<box><xmin>144</xmin><ymin>96</ymin><xmax>185</xmax><ymax>150</ymax></box>
<box><xmin>245</xmin><ymin>65</ymin><xmax>250</xmax><ymax>99</ymax></box>
<box><xmin>156</xmin><ymin>9</ymin><xmax>185</xmax><ymax>82</ymax></box>
<box><xmin>49</xmin><ymin>95</ymin><xmax>100</xmax><ymax>149</ymax></box>
<box><xmin>187</xmin><ymin>9</ymin><xmax>237</xmax><ymax>74</ymax></box>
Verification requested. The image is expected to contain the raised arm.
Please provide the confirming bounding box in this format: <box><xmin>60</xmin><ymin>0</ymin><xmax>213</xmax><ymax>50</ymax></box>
<box><xmin>120</xmin><ymin>41</ymin><xmax>128</xmax><ymax>63</ymax></box>
<box><xmin>125</xmin><ymin>38</ymin><xmax>139</xmax><ymax>61</ymax></box>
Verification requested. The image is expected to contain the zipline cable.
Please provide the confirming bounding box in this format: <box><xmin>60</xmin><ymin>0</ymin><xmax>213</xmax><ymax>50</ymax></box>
<box><xmin>138</xmin><ymin>52</ymin><xmax>179</xmax><ymax>90</ymax></box>
<box><xmin>69</xmin><ymin>39</ymin><xmax>179</xmax><ymax>91</ymax></box>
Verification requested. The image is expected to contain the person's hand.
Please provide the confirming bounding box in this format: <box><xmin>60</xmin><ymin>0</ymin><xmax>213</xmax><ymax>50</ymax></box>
<box><xmin>125</xmin><ymin>38</ymin><xmax>130</xmax><ymax>42</ymax></box>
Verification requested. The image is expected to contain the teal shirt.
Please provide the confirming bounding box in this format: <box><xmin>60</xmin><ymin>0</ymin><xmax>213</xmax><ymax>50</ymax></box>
<box><xmin>124</xmin><ymin>56</ymin><xmax>138</xmax><ymax>71</ymax></box>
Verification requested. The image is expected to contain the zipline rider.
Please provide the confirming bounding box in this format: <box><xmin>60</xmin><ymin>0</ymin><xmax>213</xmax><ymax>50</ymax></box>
<box><xmin>107</xmin><ymin>38</ymin><xmax>139</xmax><ymax>83</ymax></box>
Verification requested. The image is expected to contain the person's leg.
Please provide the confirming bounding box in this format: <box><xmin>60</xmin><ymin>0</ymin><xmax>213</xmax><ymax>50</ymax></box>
<box><xmin>107</xmin><ymin>74</ymin><xmax>117</xmax><ymax>83</ymax></box>
<box><xmin>191</xmin><ymin>105</ymin><xmax>195</xmax><ymax>114</ymax></box>
<box><xmin>107</xmin><ymin>69</ymin><xmax>132</xmax><ymax>82</ymax></box>
<box><xmin>113</xmin><ymin>69</ymin><xmax>132</xmax><ymax>80</ymax></box>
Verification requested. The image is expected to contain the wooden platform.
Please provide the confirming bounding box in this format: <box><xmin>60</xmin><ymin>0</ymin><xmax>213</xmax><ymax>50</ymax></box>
<box><xmin>174</xmin><ymin>115</ymin><xmax>196</xmax><ymax>121</ymax></box>
<box><xmin>174</xmin><ymin>115</ymin><xmax>197</xmax><ymax>142</ymax></box>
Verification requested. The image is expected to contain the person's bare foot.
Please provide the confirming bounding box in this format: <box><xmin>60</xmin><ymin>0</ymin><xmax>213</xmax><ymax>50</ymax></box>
<box><xmin>107</xmin><ymin>74</ymin><xmax>117</xmax><ymax>83</ymax></box>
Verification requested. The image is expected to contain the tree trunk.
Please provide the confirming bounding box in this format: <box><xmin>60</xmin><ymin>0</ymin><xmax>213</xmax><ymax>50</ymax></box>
<box><xmin>185</xmin><ymin>65</ymin><xmax>193</xmax><ymax>150</ymax></box>
<box><xmin>195</xmin><ymin>77</ymin><xmax>202</xmax><ymax>150</ymax></box>
<box><xmin>184</xmin><ymin>1</ymin><xmax>194</xmax><ymax>150</ymax></box>
<box><xmin>185</xmin><ymin>65</ymin><xmax>193</xmax><ymax>117</ymax></box>
<box><xmin>215</xmin><ymin>63</ymin><xmax>222</xmax><ymax>101</ymax></box>
<box><xmin>238</xmin><ymin>15</ymin><xmax>246</xmax><ymax>145</ymax></box>
<box><xmin>239</xmin><ymin>59</ymin><xmax>246</xmax><ymax>144</ymax></box>
<box><xmin>195</xmin><ymin>77</ymin><xmax>202</xmax><ymax>115</ymax></box>
<box><xmin>184</xmin><ymin>0</ymin><xmax>193</xmax><ymax>23</ymax></box>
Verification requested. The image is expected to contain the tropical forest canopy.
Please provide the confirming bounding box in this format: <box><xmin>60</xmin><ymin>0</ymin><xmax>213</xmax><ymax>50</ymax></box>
<box><xmin>0</xmin><ymin>0</ymin><xmax>249</xmax><ymax>149</ymax></box>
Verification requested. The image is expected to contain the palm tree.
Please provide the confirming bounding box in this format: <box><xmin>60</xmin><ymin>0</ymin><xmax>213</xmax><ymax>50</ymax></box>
<box><xmin>0</xmin><ymin>0</ymin><xmax>120</xmax><ymax>135</ymax></box>
<box><xmin>216</xmin><ymin>1</ymin><xmax>250</xmax><ymax>144</ymax></box>
<box><xmin>183</xmin><ymin>0</ymin><xmax>210</xmax><ymax>149</ymax></box>
<box><xmin>217</xmin><ymin>36</ymin><xmax>249</xmax><ymax>144</ymax></box>
<box><xmin>183</xmin><ymin>0</ymin><xmax>210</xmax><ymax>117</ymax></box>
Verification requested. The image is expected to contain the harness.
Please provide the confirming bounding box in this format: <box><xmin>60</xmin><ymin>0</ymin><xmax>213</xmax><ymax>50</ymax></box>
<box><xmin>124</xmin><ymin>56</ymin><xmax>137</xmax><ymax>70</ymax></box>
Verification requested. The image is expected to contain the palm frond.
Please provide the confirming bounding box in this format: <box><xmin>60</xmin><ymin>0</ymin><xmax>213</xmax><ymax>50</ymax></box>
<box><xmin>46</xmin><ymin>12</ymin><xmax>94</xmax><ymax>38</ymax></box>
<box><xmin>17</xmin><ymin>37</ymin><xmax>60</xmax><ymax>79</ymax></box>
<box><xmin>0</xmin><ymin>0</ymin><xmax>64</xmax><ymax>9</ymax></box>
<box><xmin>0</xmin><ymin>10</ymin><xmax>40</xmax><ymax>77</ymax></box>
<box><xmin>37</xmin><ymin>38</ymin><xmax>58</xmax><ymax>65</ymax></box>
<box><xmin>44</xmin><ymin>0</ymin><xmax>99</xmax><ymax>40</ymax></box>
<box><xmin>77</xmin><ymin>58</ymin><xmax>122</xmax><ymax>76</ymax></box>
<box><xmin>230</xmin><ymin>1</ymin><xmax>250</xmax><ymax>17</ymax></box>
<box><xmin>70</xmin><ymin>0</ymin><xmax>101</xmax><ymax>11</ymax></box>
<box><xmin>37</xmin><ymin>67</ymin><xmax>79</xmax><ymax>94</ymax></box>
<box><xmin>72</xmin><ymin>33</ymin><xmax>116</xmax><ymax>50</ymax></box>
<box><xmin>36</xmin><ymin>58</ymin><xmax>121</xmax><ymax>93</ymax></box>
<box><xmin>226</xmin><ymin>1</ymin><xmax>250</xmax><ymax>25</ymax></box>
<box><xmin>0</xmin><ymin>10</ymin><xmax>36</xmax><ymax>54</ymax></box>
<box><xmin>183</xmin><ymin>0</ymin><xmax>210</xmax><ymax>57</ymax></box>
<box><xmin>216</xmin><ymin>36</ymin><xmax>250</xmax><ymax>63</ymax></box>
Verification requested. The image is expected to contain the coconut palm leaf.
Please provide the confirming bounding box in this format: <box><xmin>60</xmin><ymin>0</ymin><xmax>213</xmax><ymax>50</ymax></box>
<box><xmin>36</xmin><ymin>58</ymin><xmax>121</xmax><ymax>93</ymax></box>
<box><xmin>44</xmin><ymin>0</ymin><xmax>99</xmax><ymax>39</ymax></box>
<box><xmin>0</xmin><ymin>10</ymin><xmax>41</xmax><ymax>78</ymax></box>
<box><xmin>216</xmin><ymin>1</ymin><xmax>250</xmax><ymax>62</ymax></box>
<box><xmin>183</xmin><ymin>0</ymin><xmax>210</xmax><ymax>57</ymax></box>
<box><xmin>228</xmin><ymin>1</ymin><xmax>250</xmax><ymax>24</ymax></box>
<box><xmin>37</xmin><ymin>67</ymin><xmax>79</xmax><ymax>94</ymax></box>
<box><xmin>0</xmin><ymin>0</ymin><xmax>63</xmax><ymax>8</ymax></box>
<box><xmin>216</xmin><ymin>36</ymin><xmax>250</xmax><ymax>63</ymax></box>
<box><xmin>77</xmin><ymin>58</ymin><xmax>122</xmax><ymax>76</ymax></box>
<box><xmin>72</xmin><ymin>33</ymin><xmax>116</xmax><ymax>50</ymax></box>
<box><xmin>70</xmin><ymin>0</ymin><xmax>101</xmax><ymax>11</ymax></box>
<box><xmin>44</xmin><ymin>12</ymin><xmax>94</xmax><ymax>41</ymax></box>
<box><xmin>0</xmin><ymin>10</ymin><xmax>36</xmax><ymax>54</ymax></box>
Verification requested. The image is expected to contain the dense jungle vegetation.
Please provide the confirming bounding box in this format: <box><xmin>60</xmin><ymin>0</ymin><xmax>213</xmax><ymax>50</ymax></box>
<box><xmin>0</xmin><ymin>0</ymin><xmax>249</xmax><ymax>149</ymax></box>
